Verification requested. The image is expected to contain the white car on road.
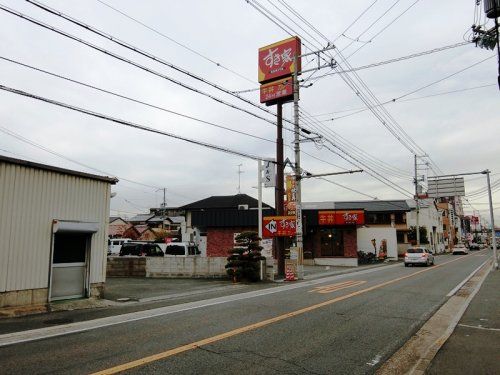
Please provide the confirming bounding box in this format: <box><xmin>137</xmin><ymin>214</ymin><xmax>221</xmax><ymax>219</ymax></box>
<box><xmin>404</xmin><ymin>247</ymin><xmax>434</xmax><ymax>267</ymax></box>
<box><xmin>452</xmin><ymin>243</ymin><xmax>469</xmax><ymax>255</ymax></box>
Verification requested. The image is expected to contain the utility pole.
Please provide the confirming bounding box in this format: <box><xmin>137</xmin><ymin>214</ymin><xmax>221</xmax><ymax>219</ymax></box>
<box><xmin>257</xmin><ymin>160</ymin><xmax>263</xmax><ymax>241</ymax></box>
<box><xmin>414</xmin><ymin>154</ymin><xmax>420</xmax><ymax>245</ymax></box>
<box><xmin>292</xmin><ymin>46</ymin><xmax>336</xmax><ymax>276</ymax></box>
<box><xmin>485</xmin><ymin>170</ymin><xmax>498</xmax><ymax>269</ymax></box>
<box><xmin>237</xmin><ymin>164</ymin><xmax>243</xmax><ymax>194</ymax></box>
<box><xmin>156</xmin><ymin>188</ymin><xmax>167</xmax><ymax>229</ymax></box>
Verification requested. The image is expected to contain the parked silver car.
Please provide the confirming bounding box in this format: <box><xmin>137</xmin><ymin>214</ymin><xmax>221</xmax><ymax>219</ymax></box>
<box><xmin>404</xmin><ymin>247</ymin><xmax>434</xmax><ymax>267</ymax></box>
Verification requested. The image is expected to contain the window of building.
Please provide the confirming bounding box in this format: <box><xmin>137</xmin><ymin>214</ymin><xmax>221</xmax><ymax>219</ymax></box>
<box><xmin>319</xmin><ymin>228</ymin><xmax>344</xmax><ymax>256</ymax></box>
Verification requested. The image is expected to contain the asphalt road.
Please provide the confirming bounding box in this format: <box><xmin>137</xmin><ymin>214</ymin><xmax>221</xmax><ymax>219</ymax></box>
<box><xmin>0</xmin><ymin>250</ymin><xmax>491</xmax><ymax>375</ymax></box>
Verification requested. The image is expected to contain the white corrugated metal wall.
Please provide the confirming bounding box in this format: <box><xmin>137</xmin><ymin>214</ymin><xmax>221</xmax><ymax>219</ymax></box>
<box><xmin>0</xmin><ymin>161</ymin><xmax>111</xmax><ymax>293</ymax></box>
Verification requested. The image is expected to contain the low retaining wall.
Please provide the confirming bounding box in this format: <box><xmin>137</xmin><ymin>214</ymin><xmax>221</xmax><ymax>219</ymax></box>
<box><xmin>314</xmin><ymin>257</ymin><xmax>358</xmax><ymax>267</ymax></box>
<box><xmin>106</xmin><ymin>256</ymin><xmax>228</xmax><ymax>278</ymax></box>
<box><xmin>107</xmin><ymin>257</ymin><xmax>146</xmax><ymax>277</ymax></box>
<box><xmin>146</xmin><ymin>257</ymin><xmax>227</xmax><ymax>278</ymax></box>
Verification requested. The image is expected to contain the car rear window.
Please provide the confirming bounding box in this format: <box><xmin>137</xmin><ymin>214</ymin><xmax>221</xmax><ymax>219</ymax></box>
<box><xmin>407</xmin><ymin>248</ymin><xmax>424</xmax><ymax>253</ymax></box>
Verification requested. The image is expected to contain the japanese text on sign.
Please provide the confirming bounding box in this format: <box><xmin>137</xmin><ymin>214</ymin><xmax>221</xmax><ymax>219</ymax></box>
<box><xmin>258</xmin><ymin>36</ymin><xmax>301</xmax><ymax>83</ymax></box>
<box><xmin>262</xmin><ymin>216</ymin><xmax>297</xmax><ymax>237</ymax></box>
<box><xmin>318</xmin><ymin>210</ymin><xmax>365</xmax><ymax>226</ymax></box>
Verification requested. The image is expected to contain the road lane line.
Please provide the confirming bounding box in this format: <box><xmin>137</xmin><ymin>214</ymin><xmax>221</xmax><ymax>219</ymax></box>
<box><xmin>91</xmin><ymin>254</ymin><xmax>474</xmax><ymax>374</ymax></box>
<box><xmin>309</xmin><ymin>280</ymin><xmax>366</xmax><ymax>294</ymax></box>
<box><xmin>457</xmin><ymin>324</ymin><xmax>500</xmax><ymax>332</ymax></box>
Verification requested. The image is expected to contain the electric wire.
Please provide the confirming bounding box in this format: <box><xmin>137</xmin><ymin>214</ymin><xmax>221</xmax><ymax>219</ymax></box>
<box><xmin>272</xmin><ymin>2</ymin><xmax>431</xmax><ymax>161</ymax></box>
<box><xmin>331</xmin><ymin>0</ymin><xmax>379</xmax><ymax>44</ymax></box>
<box><xmin>0</xmin><ymin>4</ymin><xmax>292</xmax><ymax>132</ymax></box>
<box><xmin>311</xmin><ymin>83</ymin><xmax>497</xmax><ymax>119</ymax></box>
<box><xmin>0</xmin><ymin>84</ymin><xmax>268</xmax><ymax>161</ymax></box>
<box><xmin>306</xmin><ymin>42</ymin><xmax>472</xmax><ymax>82</ymax></box>
<box><xmin>345</xmin><ymin>0</ymin><xmax>421</xmax><ymax>59</ymax></box>
<box><xmin>95</xmin><ymin>0</ymin><xmax>255</xmax><ymax>85</ymax></box>
<box><xmin>338</xmin><ymin>0</ymin><xmax>403</xmax><ymax>55</ymax></box>
<box><xmin>274</xmin><ymin>0</ymin><xmax>434</xmax><ymax>162</ymax></box>
<box><xmin>0</xmin><ymin>55</ymin><xmax>275</xmax><ymax>144</ymax></box>
<box><xmin>26</xmin><ymin>0</ymin><xmax>280</xmax><ymax>121</ymax></box>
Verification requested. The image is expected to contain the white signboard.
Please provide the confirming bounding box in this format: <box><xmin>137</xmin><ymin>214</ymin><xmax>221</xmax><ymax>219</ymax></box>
<box><xmin>427</xmin><ymin>177</ymin><xmax>465</xmax><ymax>198</ymax></box>
<box><xmin>261</xmin><ymin>239</ymin><xmax>273</xmax><ymax>258</ymax></box>
<box><xmin>263</xmin><ymin>160</ymin><xmax>275</xmax><ymax>188</ymax></box>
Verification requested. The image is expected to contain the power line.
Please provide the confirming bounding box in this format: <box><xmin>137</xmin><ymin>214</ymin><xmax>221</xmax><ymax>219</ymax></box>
<box><xmin>0</xmin><ymin>55</ymin><xmax>275</xmax><ymax>144</ymax></box>
<box><xmin>307</xmin><ymin>42</ymin><xmax>471</xmax><ymax>82</ymax></box>
<box><xmin>0</xmin><ymin>4</ymin><xmax>286</xmax><ymax>131</ymax></box>
<box><xmin>338</xmin><ymin>0</ymin><xmax>404</xmax><ymax>55</ymax></box>
<box><xmin>95</xmin><ymin>0</ymin><xmax>255</xmax><ymax>85</ymax></box>
<box><xmin>274</xmin><ymin>0</ymin><xmax>433</xmax><ymax>160</ymax></box>
<box><xmin>345</xmin><ymin>0</ymin><xmax>421</xmax><ymax>59</ymax></box>
<box><xmin>25</xmin><ymin>0</ymin><xmax>285</xmax><ymax>126</ymax></box>
<box><xmin>311</xmin><ymin>83</ymin><xmax>496</xmax><ymax>119</ymax></box>
<box><xmin>0</xmin><ymin>84</ymin><xmax>268</xmax><ymax>161</ymax></box>
<box><xmin>252</xmin><ymin>1</ymin><xmax>431</xmax><ymax>162</ymax></box>
<box><xmin>331</xmin><ymin>0</ymin><xmax>380</xmax><ymax>44</ymax></box>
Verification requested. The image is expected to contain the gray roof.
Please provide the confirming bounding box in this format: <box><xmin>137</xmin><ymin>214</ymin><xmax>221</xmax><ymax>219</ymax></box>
<box><xmin>128</xmin><ymin>214</ymin><xmax>155</xmax><ymax>222</ymax></box>
<box><xmin>181</xmin><ymin>194</ymin><xmax>272</xmax><ymax>210</ymax></box>
<box><xmin>0</xmin><ymin>155</ymin><xmax>118</xmax><ymax>184</ymax></box>
<box><xmin>303</xmin><ymin>200</ymin><xmax>410</xmax><ymax>212</ymax></box>
<box><xmin>168</xmin><ymin>216</ymin><xmax>185</xmax><ymax>224</ymax></box>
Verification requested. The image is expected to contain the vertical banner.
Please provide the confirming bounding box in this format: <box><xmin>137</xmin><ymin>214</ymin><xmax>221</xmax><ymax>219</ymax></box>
<box><xmin>285</xmin><ymin>174</ymin><xmax>297</xmax><ymax>216</ymax></box>
<box><xmin>263</xmin><ymin>160</ymin><xmax>275</xmax><ymax>187</ymax></box>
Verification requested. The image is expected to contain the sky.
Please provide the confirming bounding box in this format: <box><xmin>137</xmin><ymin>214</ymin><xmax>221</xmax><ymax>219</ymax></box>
<box><xmin>0</xmin><ymin>0</ymin><xmax>499</xmax><ymax>224</ymax></box>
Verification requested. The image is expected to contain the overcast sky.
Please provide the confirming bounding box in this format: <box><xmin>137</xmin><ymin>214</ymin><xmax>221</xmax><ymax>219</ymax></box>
<box><xmin>0</xmin><ymin>0</ymin><xmax>498</xmax><ymax>223</ymax></box>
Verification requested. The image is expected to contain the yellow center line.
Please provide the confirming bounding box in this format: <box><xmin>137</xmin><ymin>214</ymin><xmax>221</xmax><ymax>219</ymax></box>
<box><xmin>309</xmin><ymin>280</ymin><xmax>366</xmax><ymax>293</ymax></box>
<box><xmin>91</xmin><ymin>254</ymin><xmax>476</xmax><ymax>375</ymax></box>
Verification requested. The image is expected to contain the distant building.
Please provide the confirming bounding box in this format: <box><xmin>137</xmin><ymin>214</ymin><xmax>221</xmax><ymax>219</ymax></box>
<box><xmin>180</xmin><ymin>194</ymin><xmax>274</xmax><ymax>257</ymax></box>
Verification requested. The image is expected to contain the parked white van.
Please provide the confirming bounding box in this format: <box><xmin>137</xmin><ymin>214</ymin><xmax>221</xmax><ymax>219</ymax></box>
<box><xmin>164</xmin><ymin>242</ymin><xmax>201</xmax><ymax>256</ymax></box>
<box><xmin>108</xmin><ymin>238</ymin><xmax>131</xmax><ymax>255</ymax></box>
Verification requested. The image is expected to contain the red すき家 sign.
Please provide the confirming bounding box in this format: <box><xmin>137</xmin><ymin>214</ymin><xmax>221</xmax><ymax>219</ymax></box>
<box><xmin>262</xmin><ymin>216</ymin><xmax>296</xmax><ymax>237</ymax></box>
<box><xmin>258</xmin><ymin>36</ymin><xmax>301</xmax><ymax>84</ymax></box>
<box><xmin>318</xmin><ymin>210</ymin><xmax>365</xmax><ymax>226</ymax></box>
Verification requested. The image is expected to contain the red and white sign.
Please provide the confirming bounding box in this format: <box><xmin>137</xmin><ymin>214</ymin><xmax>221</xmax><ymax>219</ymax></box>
<box><xmin>262</xmin><ymin>216</ymin><xmax>296</xmax><ymax>237</ymax></box>
<box><xmin>258</xmin><ymin>36</ymin><xmax>301</xmax><ymax>84</ymax></box>
<box><xmin>260</xmin><ymin>77</ymin><xmax>293</xmax><ymax>104</ymax></box>
<box><xmin>318</xmin><ymin>210</ymin><xmax>365</xmax><ymax>226</ymax></box>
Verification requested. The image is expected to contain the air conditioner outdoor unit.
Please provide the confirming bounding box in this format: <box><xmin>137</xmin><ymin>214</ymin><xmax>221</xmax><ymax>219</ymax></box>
<box><xmin>238</xmin><ymin>204</ymin><xmax>249</xmax><ymax>210</ymax></box>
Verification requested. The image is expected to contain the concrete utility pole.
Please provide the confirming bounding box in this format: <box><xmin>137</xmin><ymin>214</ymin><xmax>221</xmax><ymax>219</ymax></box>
<box><xmin>237</xmin><ymin>164</ymin><xmax>243</xmax><ymax>194</ymax></box>
<box><xmin>485</xmin><ymin>170</ymin><xmax>498</xmax><ymax>269</ymax></box>
<box><xmin>414</xmin><ymin>154</ymin><xmax>420</xmax><ymax>245</ymax></box>
<box><xmin>291</xmin><ymin>46</ymin><xmax>336</xmax><ymax>270</ymax></box>
<box><xmin>257</xmin><ymin>160</ymin><xmax>263</xmax><ymax>241</ymax></box>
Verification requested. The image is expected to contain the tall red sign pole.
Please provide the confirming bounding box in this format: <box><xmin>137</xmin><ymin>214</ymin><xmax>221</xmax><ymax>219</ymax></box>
<box><xmin>275</xmin><ymin>102</ymin><xmax>285</xmax><ymax>277</ymax></box>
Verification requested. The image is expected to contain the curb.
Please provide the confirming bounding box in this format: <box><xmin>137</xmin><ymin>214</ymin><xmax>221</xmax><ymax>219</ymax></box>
<box><xmin>376</xmin><ymin>258</ymin><xmax>492</xmax><ymax>375</ymax></box>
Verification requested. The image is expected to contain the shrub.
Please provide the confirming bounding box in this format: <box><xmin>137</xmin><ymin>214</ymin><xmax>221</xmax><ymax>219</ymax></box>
<box><xmin>225</xmin><ymin>231</ymin><xmax>265</xmax><ymax>282</ymax></box>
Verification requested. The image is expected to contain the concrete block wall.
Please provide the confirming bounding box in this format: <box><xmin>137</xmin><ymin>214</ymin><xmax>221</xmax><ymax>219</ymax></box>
<box><xmin>146</xmin><ymin>257</ymin><xmax>227</xmax><ymax>278</ymax></box>
<box><xmin>106</xmin><ymin>257</ymin><xmax>146</xmax><ymax>277</ymax></box>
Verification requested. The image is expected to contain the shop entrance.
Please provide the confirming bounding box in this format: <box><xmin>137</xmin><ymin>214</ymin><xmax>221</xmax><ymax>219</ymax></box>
<box><xmin>319</xmin><ymin>228</ymin><xmax>344</xmax><ymax>256</ymax></box>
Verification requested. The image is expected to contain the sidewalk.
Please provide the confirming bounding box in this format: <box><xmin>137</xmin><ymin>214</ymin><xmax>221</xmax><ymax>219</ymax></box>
<box><xmin>426</xmin><ymin>268</ymin><xmax>500</xmax><ymax>374</ymax></box>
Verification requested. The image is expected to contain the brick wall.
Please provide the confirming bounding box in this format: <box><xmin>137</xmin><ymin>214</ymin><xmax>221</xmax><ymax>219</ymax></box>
<box><xmin>343</xmin><ymin>229</ymin><xmax>357</xmax><ymax>257</ymax></box>
<box><xmin>206</xmin><ymin>227</ymin><xmax>257</xmax><ymax>257</ymax></box>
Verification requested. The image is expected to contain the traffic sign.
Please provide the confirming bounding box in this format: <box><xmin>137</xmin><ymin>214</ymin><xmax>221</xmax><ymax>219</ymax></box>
<box><xmin>262</xmin><ymin>216</ymin><xmax>296</xmax><ymax>237</ymax></box>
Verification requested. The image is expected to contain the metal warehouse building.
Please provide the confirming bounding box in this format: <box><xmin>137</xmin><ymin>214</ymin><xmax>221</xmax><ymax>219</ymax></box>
<box><xmin>0</xmin><ymin>155</ymin><xmax>117</xmax><ymax>313</ymax></box>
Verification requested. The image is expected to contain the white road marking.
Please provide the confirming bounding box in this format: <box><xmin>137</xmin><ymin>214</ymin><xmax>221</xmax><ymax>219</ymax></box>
<box><xmin>458</xmin><ymin>324</ymin><xmax>500</xmax><ymax>332</ymax></box>
<box><xmin>446</xmin><ymin>258</ymin><xmax>490</xmax><ymax>297</ymax></box>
